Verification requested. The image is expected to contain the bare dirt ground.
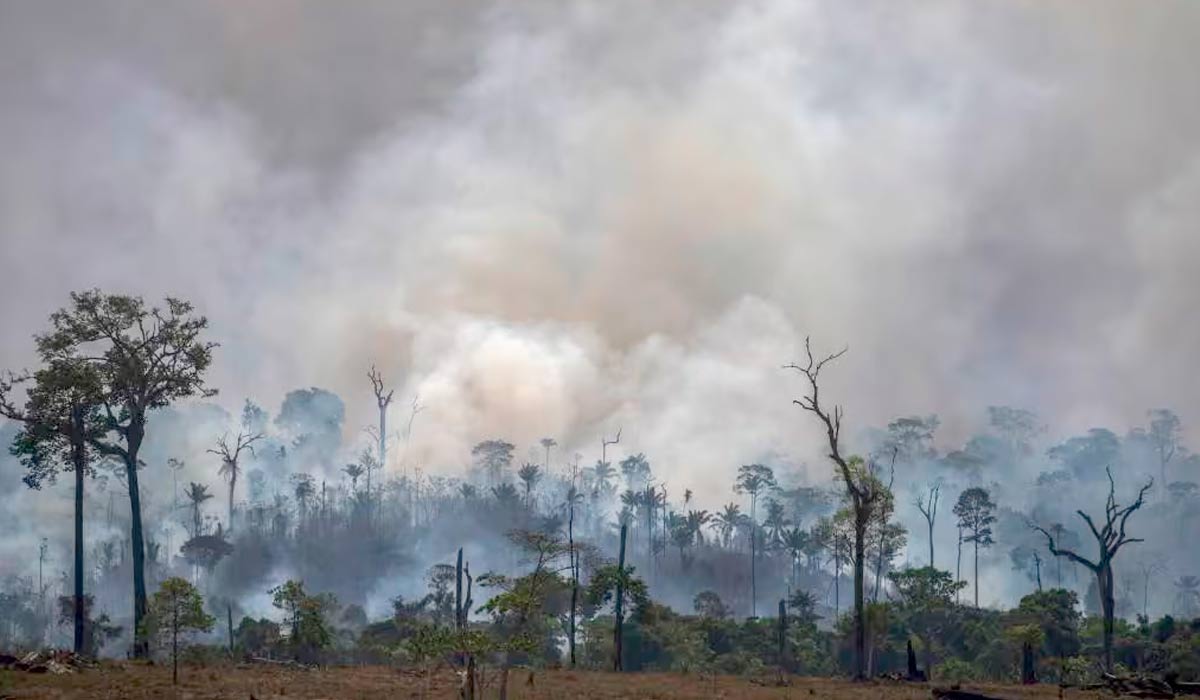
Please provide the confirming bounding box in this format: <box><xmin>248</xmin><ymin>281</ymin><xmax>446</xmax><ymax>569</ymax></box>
<box><xmin>0</xmin><ymin>663</ymin><xmax>1112</xmax><ymax>699</ymax></box>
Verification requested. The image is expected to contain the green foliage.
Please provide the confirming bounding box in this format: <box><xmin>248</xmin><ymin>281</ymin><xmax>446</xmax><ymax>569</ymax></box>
<box><xmin>270</xmin><ymin>579</ymin><xmax>336</xmax><ymax>661</ymax></box>
<box><xmin>145</xmin><ymin>577</ymin><xmax>215</xmax><ymax>680</ymax></box>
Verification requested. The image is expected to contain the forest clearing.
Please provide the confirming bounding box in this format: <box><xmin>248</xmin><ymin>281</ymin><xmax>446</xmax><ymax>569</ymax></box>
<box><xmin>0</xmin><ymin>663</ymin><xmax>1103</xmax><ymax>700</ymax></box>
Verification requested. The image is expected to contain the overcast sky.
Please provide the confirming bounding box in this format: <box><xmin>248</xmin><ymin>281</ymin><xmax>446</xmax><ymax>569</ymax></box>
<box><xmin>2</xmin><ymin>1</ymin><xmax>1199</xmax><ymax>497</ymax></box>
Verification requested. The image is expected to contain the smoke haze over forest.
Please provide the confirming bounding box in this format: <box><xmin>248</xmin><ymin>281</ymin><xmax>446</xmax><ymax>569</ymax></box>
<box><xmin>2</xmin><ymin>0</ymin><xmax>1200</xmax><ymax>653</ymax></box>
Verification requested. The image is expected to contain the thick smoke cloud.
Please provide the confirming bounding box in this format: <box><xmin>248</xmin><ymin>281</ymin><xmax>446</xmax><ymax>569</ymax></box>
<box><xmin>2</xmin><ymin>0</ymin><xmax>1200</xmax><ymax>609</ymax></box>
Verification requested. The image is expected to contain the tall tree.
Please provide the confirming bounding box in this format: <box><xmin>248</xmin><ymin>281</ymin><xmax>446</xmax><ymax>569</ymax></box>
<box><xmin>735</xmin><ymin>463</ymin><xmax>777</xmax><ymax>617</ymax></box>
<box><xmin>712</xmin><ymin>503</ymin><xmax>742</xmax><ymax>549</ymax></box>
<box><xmin>208</xmin><ymin>428</ymin><xmax>262</xmax><ymax>532</ymax></box>
<box><xmin>619</xmin><ymin>453</ymin><xmax>651</xmax><ymax>490</ymax></box>
<box><xmin>367</xmin><ymin>365</ymin><xmax>395</xmax><ymax>474</ymax></box>
<box><xmin>915</xmin><ymin>481</ymin><xmax>941</xmax><ymax>567</ymax></box>
<box><xmin>1</xmin><ymin>358</ymin><xmax>104</xmax><ymax>655</ymax></box>
<box><xmin>953</xmin><ymin>487</ymin><xmax>996</xmax><ymax>607</ymax></box>
<box><xmin>986</xmin><ymin>406</ymin><xmax>1042</xmax><ymax>460</ymax></box>
<box><xmin>1147</xmin><ymin>409</ymin><xmax>1181</xmax><ymax>490</ymax></box>
<box><xmin>517</xmin><ymin>463</ymin><xmax>542</xmax><ymax>508</ymax></box>
<box><xmin>539</xmin><ymin>437</ymin><xmax>557</xmax><ymax>476</ymax></box>
<box><xmin>885</xmin><ymin>415</ymin><xmax>940</xmax><ymax>462</ymax></box>
<box><xmin>34</xmin><ymin>291</ymin><xmax>216</xmax><ymax>656</ymax></box>
<box><xmin>184</xmin><ymin>482</ymin><xmax>214</xmax><ymax>538</ymax></box>
<box><xmin>471</xmin><ymin>439</ymin><xmax>515</xmax><ymax>487</ymax></box>
<box><xmin>1032</xmin><ymin>467</ymin><xmax>1153</xmax><ymax>671</ymax></box>
<box><xmin>787</xmin><ymin>338</ymin><xmax>886</xmax><ymax>680</ymax></box>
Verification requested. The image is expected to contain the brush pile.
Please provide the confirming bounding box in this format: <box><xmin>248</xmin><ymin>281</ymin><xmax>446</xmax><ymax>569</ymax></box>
<box><xmin>0</xmin><ymin>649</ymin><xmax>97</xmax><ymax>675</ymax></box>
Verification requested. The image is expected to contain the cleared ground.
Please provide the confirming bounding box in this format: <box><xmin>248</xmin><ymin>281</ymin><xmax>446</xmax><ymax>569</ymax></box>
<box><xmin>0</xmin><ymin>663</ymin><xmax>1112</xmax><ymax>699</ymax></box>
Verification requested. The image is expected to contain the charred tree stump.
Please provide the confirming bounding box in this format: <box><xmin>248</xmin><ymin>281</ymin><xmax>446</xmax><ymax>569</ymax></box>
<box><xmin>1021</xmin><ymin>641</ymin><xmax>1037</xmax><ymax>685</ymax></box>
<box><xmin>907</xmin><ymin>639</ymin><xmax>927</xmax><ymax>682</ymax></box>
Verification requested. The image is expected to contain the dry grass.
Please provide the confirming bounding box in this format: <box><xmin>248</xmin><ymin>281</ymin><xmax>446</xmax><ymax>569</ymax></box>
<box><xmin>0</xmin><ymin>663</ymin><xmax>1112</xmax><ymax>699</ymax></box>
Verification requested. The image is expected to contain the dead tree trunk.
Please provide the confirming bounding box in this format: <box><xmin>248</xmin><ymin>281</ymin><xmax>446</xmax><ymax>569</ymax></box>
<box><xmin>777</xmin><ymin>598</ymin><xmax>788</xmax><ymax>672</ymax></box>
<box><xmin>1033</xmin><ymin>467</ymin><xmax>1152</xmax><ymax>673</ymax></box>
<box><xmin>787</xmin><ymin>338</ymin><xmax>881</xmax><ymax>681</ymax></box>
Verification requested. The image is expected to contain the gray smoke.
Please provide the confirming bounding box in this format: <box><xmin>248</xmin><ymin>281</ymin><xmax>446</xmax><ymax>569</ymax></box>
<box><xmin>2</xmin><ymin>0</ymin><xmax>1200</xmax><ymax>613</ymax></box>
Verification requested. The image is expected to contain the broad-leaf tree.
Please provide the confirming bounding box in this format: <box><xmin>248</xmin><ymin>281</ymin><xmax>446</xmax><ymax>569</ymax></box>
<box><xmin>1</xmin><ymin>357</ymin><xmax>104</xmax><ymax>655</ymax></box>
<box><xmin>35</xmin><ymin>290</ymin><xmax>216</xmax><ymax>656</ymax></box>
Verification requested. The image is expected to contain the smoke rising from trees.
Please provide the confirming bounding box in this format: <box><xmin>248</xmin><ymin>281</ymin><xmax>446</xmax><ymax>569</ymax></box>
<box><xmin>2</xmin><ymin>0</ymin><xmax>1200</xmax><ymax>662</ymax></box>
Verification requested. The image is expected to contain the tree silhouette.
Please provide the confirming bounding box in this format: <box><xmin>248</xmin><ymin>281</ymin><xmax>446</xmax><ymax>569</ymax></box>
<box><xmin>517</xmin><ymin>463</ymin><xmax>542</xmax><ymax>508</ymax></box>
<box><xmin>1033</xmin><ymin>467</ymin><xmax>1153</xmax><ymax>671</ymax></box>
<box><xmin>1</xmin><ymin>357</ymin><xmax>104</xmax><ymax>655</ymax></box>
<box><xmin>915</xmin><ymin>481</ymin><xmax>942</xmax><ymax>567</ymax></box>
<box><xmin>209</xmin><ymin>429</ymin><xmax>263</xmax><ymax>532</ymax></box>
<box><xmin>342</xmin><ymin>462</ymin><xmax>364</xmax><ymax>493</ymax></box>
<box><xmin>953</xmin><ymin>487</ymin><xmax>996</xmax><ymax>607</ymax></box>
<box><xmin>184</xmin><ymin>482</ymin><xmax>214</xmax><ymax>538</ymax></box>
<box><xmin>736</xmin><ymin>463</ymin><xmax>776</xmax><ymax>617</ymax></box>
<box><xmin>712</xmin><ymin>503</ymin><xmax>743</xmax><ymax>549</ymax></box>
<box><xmin>35</xmin><ymin>291</ymin><xmax>215</xmax><ymax>656</ymax></box>
<box><xmin>787</xmin><ymin>338</ymin><xmax>886</xmax><ymax>680</ymax></box>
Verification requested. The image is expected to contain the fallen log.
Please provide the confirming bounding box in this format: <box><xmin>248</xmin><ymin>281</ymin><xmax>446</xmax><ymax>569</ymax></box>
<box><xmin>931</xmin><ymin>688</ymin><xmax>1007</xmax><ymax>700</ymax></box>
<box><xmin>247</xmin><ymin>656</ymin><xmax>314</xmax><ymax>670</ymax></box>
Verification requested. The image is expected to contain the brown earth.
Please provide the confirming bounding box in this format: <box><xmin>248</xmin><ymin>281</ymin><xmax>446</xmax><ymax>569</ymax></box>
<box><xmin>0</xmin><ymin>663</ymin><xmax>1113</xmax><ymax>699</ymax></box>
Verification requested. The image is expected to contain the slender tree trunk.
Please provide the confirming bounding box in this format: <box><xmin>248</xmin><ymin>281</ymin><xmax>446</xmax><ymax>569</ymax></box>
<box><xmin>928</xmin><ymin>518</ymin><xmax>935</xmax><ymax>568</ymax></box>
<box><xmin>378</xmin><ymin>405</ymin><xmax>387</xmax><ymax>472</ymax></box>
<box><xmin>853</xmin><ymin>514</ymin><xmax>866</xmax><ymax>681</ymax></box>
<box><xmin>568</xmin><ymin>496</ymin><xmax>577</xmax><ymax>666</ymax></box>
<box><xmin>777</xmin><ymin>598</ymin><xmax>788</xmax><ymax>673</ymax></box>
<box><xmin>613</xmin><ymin>523</ymin><xmax>627</xmax><ymax>672</ymax></box>
<box><xmin>228</xmin><ymin>471</ymin><xmax>236</xmax><ymax>532</ymax></box>
<box><xmin>1100</xmin><ymin>563</ymin><xmax>1115</xmax><ymax>672</ymax></box>
<box><xmin>751</xmin><ymin>520</ymin><xmax>757</xmax><ymax>617</ymax></box>
<box><xmin>955</xmin><ymin>526</ymin><xmax>963</xmax><ymax>603</ymax></box>
<box><xmin>172</xmin><ymin>601</ymin><xmax>179</xmax><ymax>685</ymax></box>
<box><xmin>874</xmin><ymin>528</ymin><xmax>885</xmax><ymax>602</ymax></box>
<box><xmin>72</xmin><ymin>418</ymin><xmax>86</xmax><ymax>655</ymax></box>
<box><xmin>834</xmin><ymin>540</ymin><xmax>840</xmax><ymax>619</ymax></box>
<box><xmin>227</xmin><ymin>603</ymin><xmax>234</xmax><ymax>654</ymax></box>
<box><xmin>974</xmin><ymin>539</ymin><xmax>980</xmax><ymax>607</ymax></box>
<box><xmin>126</xmin><ymin>423</ymin><xmax>149</xmax><ymax>658</ymax></box>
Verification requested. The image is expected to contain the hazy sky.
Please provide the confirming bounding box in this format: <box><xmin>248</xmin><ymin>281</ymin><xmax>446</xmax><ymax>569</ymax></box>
<box><xmin>2</xmin><ymin>1</ymin><xmax>1199</xmax><ymax>497</ymax></box>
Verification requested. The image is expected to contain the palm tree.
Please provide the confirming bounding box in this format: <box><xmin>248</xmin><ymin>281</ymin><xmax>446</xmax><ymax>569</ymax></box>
<box><xmin>763</xmin><ymin>498</ymin><xmax>790</xmax><ymax>548</ymax></box>
<box><xmin>590</xmin><ymin>461</ymin><xmax>616</xmax><ymax>497</ymax></box>
<box><xmin>686</xmin><ymin>509</ymin><xmax>711</xmax><ymax>545</ymax></box>
<box><xmin>669</xmin><ymin>513</ymin><xmax>694</xmax><ymax>570</ymax></box>
<box><xmin>491</xmin><ymin>482</ymin><xmax>521</xmax><ymax>512</ymax></box>
<box><xmin>458</xmin><ymin>483</ymin><xmax>478</xmax><ymax>500</ymax></box>
<box><xmin>184</xmin><ymin>483</ymin><xmax>214</xmax><ymax>538</ymax></box>
<box><xmin>643</xmin><ymin>484</ymin><xmax>665</xmax><ymax>559</ymax></box>
<box><xmin>781</xmin><ymin>526</ymin><xmax>808</xmax><ymax>587</ymax></box>
<box><xmin>291</xmin><ymin>474</ymin><xmax>315</xmax><ymax>521</ymax></box>
<box><xmin>539</xmin><ymin>437</ymin><xmax>557</xmax><ymax>474</ymax></box>
<box><xmin>342</xmin><ymin>463</ymin><xmax>365</xmax><ymax>493</ymax></box>
<box><xmin>712</xmin><ymin>503</ymin><xmax>742</xmax><ymax>548</ymax></box>
<box><xmin>517</xmin><ymin>463</ymin><xmax>543</xmax><ymax>508</ymax></box>
<box><xmin>619</xmin><ymin>453</ymin><xmax>651</xmax><ymax>490</ymax></box>
<box><xmin>735</xmin><ymin>464</ymin><xmax>777</xmax><ymax>616</ymax></box>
